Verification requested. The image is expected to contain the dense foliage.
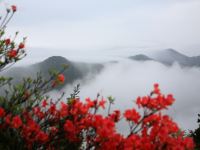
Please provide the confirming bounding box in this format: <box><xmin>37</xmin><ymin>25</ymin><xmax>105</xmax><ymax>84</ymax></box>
<box><xmin>190</xmin><ymin>114</ymin><xmax>200</xmax><ymax>149</ymax></box>
<box><xmin>0</xmin><ymin>4</ymin><xmax>196</xmax><ymax>150</ymax></box>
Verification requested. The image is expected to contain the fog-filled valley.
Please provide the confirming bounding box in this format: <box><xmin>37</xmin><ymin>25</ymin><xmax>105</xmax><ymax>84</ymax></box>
<box><xmin>61</xmin><ymin>58</ymin><xmax>200</xmax><ymax>132</ymax></box>
<box><xmin>2</xmin><ymin>48</ymin><xmax>199</xmax><ymax>133</ymax></box>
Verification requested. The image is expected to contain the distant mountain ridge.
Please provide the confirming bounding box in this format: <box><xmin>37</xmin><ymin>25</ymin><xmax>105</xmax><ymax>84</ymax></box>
<box><xmin>1</xmin><ymin>56</ymin><xmax>104</xmax><ymax>89</ymax></box>
<box><xmin>129</xmin><ymin>54</ymin><xmax>154</xmax><ymax>61</ymax></box>
<box><xmin>129</xmin><ymin>49</ymin><xmax>200</xmax><ymax>67</ymax></box>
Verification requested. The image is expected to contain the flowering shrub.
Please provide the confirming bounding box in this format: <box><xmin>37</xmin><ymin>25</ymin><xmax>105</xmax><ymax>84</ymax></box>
<box><xmin>0</xmin><ymin>5</ymin><xmax>26</xmax><ymax>71</ymax></box>
<box><xmin>0</xmin><ymin>4</ymin><xmax>195</xmax><ymax>150</ymax></box>
<box><xmin>0</xmin><ymin>83</ymin><xmax>195</xmax><ymax>149</ymax></box>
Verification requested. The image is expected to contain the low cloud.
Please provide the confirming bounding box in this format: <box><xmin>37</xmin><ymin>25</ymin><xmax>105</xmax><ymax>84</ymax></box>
<box><xmin>56</xmin><ymin>60</ymin><xmax>200</xmax><ymax>132</ymax></box>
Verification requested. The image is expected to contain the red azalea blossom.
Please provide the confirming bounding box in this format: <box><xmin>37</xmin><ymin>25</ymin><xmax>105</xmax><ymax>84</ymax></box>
<box><xmin>109</xmin><ymin>110</ymin><xmax>121</xmax><ymax>122</ymax></box>
<box><xmin>0</xmin><ymin>107</ymin><xmax>5</xmax><ymax>117</ymax></box>
<box><xmin>18</xmin><ymin>43</ymin><xmax>25</xmax><ymax>49</ymax></box>
<box><xmin>153</xmin><ymin>83</ymin><xmax>160</xmax><ymax>94</ymax></box>
<box><xmin>11</xmin><ymin>5</ymin><xmax>17</xmax><ymax>12</ymax></box>
<box><xmin>4</xmin><ymin>38</ymin><xmax>11</xmax><ymax>45</ymax></box>
<box><xmin>57</xmin><ymin>74</ymin><xmax>65</xmax><ymax>83</ymax></box>
<box><xmin>33</xmin><ymin>106</ymin><xmax>45</xmax><ymax>119</ymax></box>
<box><xmin>49</xmin><ymin>104</ymin><xmax>57</xmax><ymax>115</ymax></box>
<box><xmin>36</xmin><ymin>131</ymin><xmax>49</xmax><ymax>143</ymax></box>
<box><xmin>143</xmin><ymin>114</ymin><xmax>161</xmax><ymax>125</ymax></box>
<box><xmin>64</xmin><ymin>120</ymin><xmax>75</xmax><ymax>133</ymax></box>
<box><xmin>7</xmin><ymin>49</ymin><xmax>18</xmax><ymax>58</ymax></box>
<box><xmin>85</xmin><ymin>97</ymin><xmax>95</xmax><ymax>107</ymax></box>
<box><xmin>165</xmin><ymin>94</ymin><xmax>175</xmax><ymax>105</ymax></box>
<box><xmin>183</xmin><ymin>137</ymin><xmax>195</xmax><ymax>149</ymax></box>
<box><xmin>98</xmin><ymin>99</ymin><xmax>106</xmax><ymax>109</ymax></box>
<box><xmin>124</xmin><ymin>108</ymin><xmax>141</xmax><ymax>123</ymax></box>
<box><xmin>42</xmin><ymin>99</ymin><xmax>48</xmax><ymax>107</ymax></box>
<box><xmin>26</xmin><ymin>119</ymin><xmax>40</xmax><ymax>132</ymax></box>
<box><xmin>60</xmin><ymin>102</ymin><xmax>68</xmax><ymax>117</ymax></box>
<box><xmin>12</xmin><ymin>115</ymin><xmax>22</xmax><ymax>128</ymax></box>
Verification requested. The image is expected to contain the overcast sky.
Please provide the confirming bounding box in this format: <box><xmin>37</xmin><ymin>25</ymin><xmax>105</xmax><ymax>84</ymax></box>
<box><xmin>1</xmin><ymin>0</ymin><xmax>200</xmax><ymax>56</ymax></box>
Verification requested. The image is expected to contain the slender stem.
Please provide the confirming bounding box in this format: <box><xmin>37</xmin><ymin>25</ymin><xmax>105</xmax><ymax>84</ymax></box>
<box><xmin>128</xmin><ymin>110</ymin><xmax>157</xmax><ymax>136</ymax></box>
<box><xmin>0</xmin><ymin>12</ymin><xmax>9</xmax><ymax>28</ymax></box>
<box><xmin>2</xmin><ymin>12</ymin><xmax>14</xmax><ymax>30</ymax></box>
<box><xmin>107</xmin><ymin>101</ymin><xmax>112</xmax><ymax>115</ymax></box>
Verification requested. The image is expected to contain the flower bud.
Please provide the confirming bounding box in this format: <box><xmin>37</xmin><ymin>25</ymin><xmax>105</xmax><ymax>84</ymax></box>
<box><xmin>11</xmin><ymin>5</ymin><xmax>17</xmax><ymax>12</ymax></box>
<box><xmin>18</xmin><ymin>43</ymin><xmax>25</xmax><ymax>49</ymax></box>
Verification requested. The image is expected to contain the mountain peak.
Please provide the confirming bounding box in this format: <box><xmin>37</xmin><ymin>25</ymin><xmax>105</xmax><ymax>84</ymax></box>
<box><xmin>129</xmin><ymin>49</ymin><xmax>200</xmax><ymax>67</ymax></box>
<box><xmin>42</xmin><ymin>56</ymin><xmax>70</xmax><ymax>64</ymax></box>
<box><xmin>129</xmin><ymin>54</ymin><xmax>153</xmax><ymax>61</ymax></box>
<box><xmin>164</xmin><ymin>48</ymin><xmax>177</xmax><ymax>53</ymax></box>
<box><xmin>147</xmin><ymin>48</ymin><xmax>189</xmax><ymax>66</ymax></box>
<box><xmin>162</xmin><ymin>48</ymin><xmax>186</xmax><ymax>56</ymax></box>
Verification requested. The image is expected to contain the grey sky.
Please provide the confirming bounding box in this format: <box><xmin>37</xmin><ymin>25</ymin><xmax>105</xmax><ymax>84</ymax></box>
<box><xmin>1</xmin><ymin>0</ymin><xmax>200</xmax><ymax>56</ymax></box>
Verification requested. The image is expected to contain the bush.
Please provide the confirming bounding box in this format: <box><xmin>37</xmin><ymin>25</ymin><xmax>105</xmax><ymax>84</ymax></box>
<box><xmin>190</xmin><ymin>114</ymin><xmax>200</xmax><ymax>149</ymax></box>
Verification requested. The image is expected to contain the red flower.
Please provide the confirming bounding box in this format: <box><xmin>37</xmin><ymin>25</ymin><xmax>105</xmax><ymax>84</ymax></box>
<box><xmin>11</xmin><ymin>5</ymin><xmax>17</xmax><ymax>12</ymax></box>
<box><xmin>165</xmin><ymin>94</ymin><xmax>175</xmax><ymax>106</ymax></box>
<box><xmin>124</xmin><ymin>108</ymin><xmax>140</xmax><ymax>123</ymax></box>
<box><xmin>42</xmin><ymin>100</ymin><xmax>48</xmax><ymax>107</ymax></box>
<box><xmin>183</xmin><ymin>137</ymin><xmax>195</xmax><ymax>149</ymax></box>
<box><xmin>98</xmin><ymin>99</ymin><xmax>106</xmax><ymax>109</ymax></box>
<box><xmin>12</xmin><ymin>115</ymin><xmax>22</xmax><ymax>128</ymax></box>
<box><xmin>49</xmin><ymin>104</ymin><xmax>56</xmax><ymax>115</ymax></box>
<box><xmin>33</xmin><ymin>107</ymin><xmax>45</xmax><ymax>119</ymax></box>
<box><xmin>18</xmin><ymin>43</ymin><xmax>25</xmax><ymax>49</ymax></box>
<box><xmin>7</xmin><ymin>50</ymin><xmax>18</xmax><ymax>58</ymax></box>
<box><xmin>4</xmin><ymin>39</ymin><xmax>11</xmax><ymax>45</ymax></box>
<box><xmin>136</xmin><ymin>96</ymin><xmax>149</xmax><ymax>108</ymax></box>
<box><xmin>153</xmin><ymin>83</ymin><xmax>160</xmax><ymax>95</ymax></box>
<box><xmin>0</xmin><ymin>107</ymin><xmax>5</xmax><ymax>118</ymax></box>
<box><xmin>26</xmin><ymin>119</ymin><xmax>40</xmax><ymax>132</ymax></box>
<box><xmin>143</xmin><ymin>114</ymin><xmax>161</xmax><ymax>124</ymax></box>
<box><xmin>85</xmin><ymin>97</ymin><xmax>95</xmax><ymax>108</ymax></box>
<box><xmin>57</xmin><ymin>74</ymin><xmax>65</xmax><ymax>83</ymax></box>
<box><xmin>64</xmin><ymin>120</ymin><xmax>75</xmax><ymax>133</ymax></box>
<box><xmin>109</xmin><ymin>110</ymin><xmax>120</xmax><ymax>122</ymax></box>
<box><xmin>60</xmin><ymin>102</ymin><xmax>68</xmax><ymax>117</ymax></box>
<box><xmin>36</xmin><ymin>131</ymin><xmax>49</xmax><ymax>143</ymax></box>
